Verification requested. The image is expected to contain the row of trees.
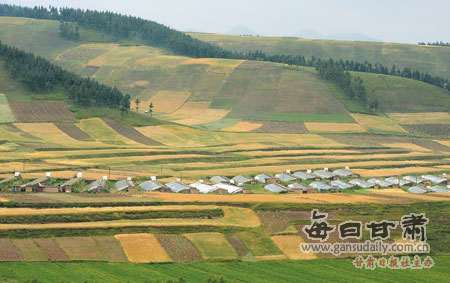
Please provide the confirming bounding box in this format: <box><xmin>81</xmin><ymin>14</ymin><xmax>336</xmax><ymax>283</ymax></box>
<box><xmin>316</xmin><ymin>59</ymin><xmax>378</xmax><ymax>112</ymax></box>
<box><xmin>418</xmin><ymin>41</ymin><xmax>450</xmax><ymax>47</ymax></box>
<box><xmin>0</xmin><ymin>41</ymin><xmax>130</xmax><ymax>112</ymax></box>
<box><xmin>0</xmin><ymin>4</ymin><xmax>449</xmax><ymax>93</ymax></box>
<box><xmin>59</xmin><ymin>21</ymin><xmax>80</xmax><ymax>41</ymax></box>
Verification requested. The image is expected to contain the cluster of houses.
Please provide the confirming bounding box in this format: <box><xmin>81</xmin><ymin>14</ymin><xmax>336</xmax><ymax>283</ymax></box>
<box><xmin>3</xmin><ymin>167</ymin><xmax>450</xmax><ymax>195</ymax></box>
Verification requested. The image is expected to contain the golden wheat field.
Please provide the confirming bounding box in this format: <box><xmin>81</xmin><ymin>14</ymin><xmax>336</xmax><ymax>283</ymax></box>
<box><xmin>115</xmin><ymin>234</ymin><xmax>171</xmax><ymax>263</ymax></box>
<box><xmin>144</xmin><ymin>91</ymin><xmax>191</xmax><ymax>114</ymax></box>
<box><xmin>175</xmin><ymin>109</ymin><xmax>231</xmax><ymax>125</ymax></box>
<box><xmin>304</xmin><ymin>122</ymin><xmax>366</xmax><ymax>133</ymax></box>
<box><xmin>351</xmin><ymin>114</ymin><xmax>407</xmax><ymax>133</ymax></box>
<box><xmin>271</xmin><ymin>236</ymin><xmax>317</xmax><ymax>260</ymax></box>
<box><xmin>221</xmin><ymin>121</ymin><xmax>264</xmax><ymax>132</ymax></box>
<box><xmin>388</xmin><ymin>112</ymin><xmax>450</xmax><ymax>124</ymax></box>
<box><xmin>162</xmin><ymin>101</ymin><xmax>211</xmax><ymax>120</ymax></box>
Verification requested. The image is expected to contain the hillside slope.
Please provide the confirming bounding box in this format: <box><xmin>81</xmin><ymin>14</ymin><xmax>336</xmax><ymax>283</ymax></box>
<box><xmin>0</xmin><ymin>17</ymin><xmax>449</xmax><ymax>132</ymax></box>
<box><xmin>189</xmin><ymin>33</ymin><xmax>450</xmax><ymax>80</ymax></box>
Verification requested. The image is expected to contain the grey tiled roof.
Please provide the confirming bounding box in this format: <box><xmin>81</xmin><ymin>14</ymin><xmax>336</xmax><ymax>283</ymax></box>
<box><xmin>254</xmin><ymin>174</ymin><xmax>273</xmax><ymax>183</ymax></box>
<box><xmin>313</xmin><ymin>170</ymin><xmax>336</xmax><ymax>179</ymax></box>
<box><xmin>264</xmin><ymin>184</ymin><xmax>287</xmax><ymax>193</ymax></box>
<box><xmin>210</xmin><ymin>176</ymin><xmax>230</xmax><ymax>184</ymax></box>
<box><xmin>166</xmin><ymin>181</ymin><xmax>190</xmax><ymax>193</ymax></box>
<box><xmin>309</xmin><ymin>181</ymin><xmax>332</xmax><ymax>191</ymax></box>
<box><xmin>385</xmin><ymin>177</ymin><xmax>410</xmax><ymax>187</ymax></box>
<box><xmin>403</xmin><ymin>176</ymin><xmax>424</xmax><ymax>184</ymax></box>
<box><xmin>367</xmin><ymin>178</ymin><xmax>394</xmax><ymax>187</ymax></box>
<box><xmin>190</xmin><ymin>182</ymin><xmax>218</xmax><ymax>194</ymax></box>
<box><xmin>232</xmin><ymin>175</ymin><xmax>252</xmax><ymax>185</ymax></box>
<box><xmin>408</xmin><ymin>186</ymin><xmax>426</xmax><ymax>194</ymax></box>
<box><xmin>275</xmin><ymin>173</ymin><xmax>296</xmax><ymax>182</ymax></box>
<box><xmin>212</xmin><ymin>183</ymin><xmax>242</xmax><ymax>194</ymax></box>
<box><xmin>115</xmin><ymin>179</ymin><xmax>134</xmax><ymax>191</ymax></box>
<box><xmin>139</xmin><ymin>180</ymin><xmax>164</xmax><ymax>191</ymax></box>
<box><xmin>349</xmin><ymin>179</ymin><xmax>374</xmax><ymax>189</ymax></box>
<box><xmin>429</xmin><ymin>186</ymin><xmax>449</xmax><ymax>193</ymax></box>
<box><xmin>331</xmin><ymin>180</ymin><xmax>354</xmax><ymax>190</ymax></box>
<box><xmin>333</xmin><ymin>169</ymin><xmax>355</xmax><ymax>177</ymax></box>
<box><xmin>292</xmin><ymin>171</ymin><xmax>315</xmax><ymax>180</ymax></box>
<box><xmin>89</xmin><ymin>179</ymin><xmax>106</xmax><ymax>191</ymax></box>
<box><xmin>423</xmin><ymin>175</ymin><xmax>447</xmax><ymax>184</ymax></box>
<box><xmin>288</xmin><ymin>183</ymin><xmax>307</xmax><ymax>190</ymax></box>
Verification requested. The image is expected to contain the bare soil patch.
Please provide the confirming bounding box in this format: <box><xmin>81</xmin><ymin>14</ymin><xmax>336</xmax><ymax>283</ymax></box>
<box><xmin>55</xmin><ymin>123</ymin><xmax>91</xmax><ymax>141</ymax></box>
<box><xmin>103</xmin><ymin>119</ymin><xmax>162</xmax><ymax>146</ymax></box>
<box><xmin>34</xmin><ymin>238</ymin><xmax>69</xmax><ymax>261</ymax></box>
<box><xmin>0</xmin><ymin>239</ymin><xmax>22</xmax><ymax>261</ymax></box>
<box><xmin>226</xmin><ymin>235</ymin><xmax>249</xmax><ymax>257</ymax></box>
<box><xmin>257</xmin><ymin>212</ymin><xmax>291</xmax><ymax>234</ymax></box>
<box><xmin>155</xmin><ymin>234</ymin><xmax>202</xmax><ymax>263</ymax></box>
<box><xmin>9</xmin><ymin>102</ymin><xmax>75</xmax><ymax>121</ymax></box>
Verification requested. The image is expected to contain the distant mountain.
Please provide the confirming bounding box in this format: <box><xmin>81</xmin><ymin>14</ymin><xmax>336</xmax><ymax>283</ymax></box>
<box><xmin>227</xmin><ymin>26</ymin><xmax>259</xmax><ymax>36</ymax></box>
<box><xmin>294</xmin><ymin>29</ymin><xmax>381</xmax><ymax>42</ymax></box>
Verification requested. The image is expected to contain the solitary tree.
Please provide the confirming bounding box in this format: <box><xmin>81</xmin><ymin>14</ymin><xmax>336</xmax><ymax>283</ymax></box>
<box><xmin>149</xmin><ymin>102</ymin><xmax>153</xmax><ymax>115</ymax></box>
<box><xmin>135</xmin><ymin>98</ymin><xmax>140</xmax><ymax>112</ymax></box>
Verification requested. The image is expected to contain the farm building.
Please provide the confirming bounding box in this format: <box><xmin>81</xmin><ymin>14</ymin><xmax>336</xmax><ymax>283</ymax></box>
<box><xmin>59</xmin><ymin>177</ymin><xmax>80</xmax><ymax>192</ymax></box>
<box><xmin>254</xmin><ymin>174</ymin><xmax>279</xmax><ymax>184</ymax></box>
<box><xmin>287</xmin><ymin>183</ymin><xmax>308</xmax><ymax>193</ymax></box>
<box><xmin>166</xmin><ymin>181</ymin><xmax>199</xmax><ymax>194</ymax></box>
<box><xmin>275</xmin><ymin>173</ymin><xmax>296</xmax><ymax>182</ymax></box>
<box><xmin>349</xmin><ymin>179</ymin><xmax>374</xmax><ymax>189</ymax></box>
<box><xmin>190</xmin><ymin>182</ymin><xmax>228</xmax><ymax>194</ymax></box>
<box><xmin>264</xmin><ymin>184</ymin><xmax>288</xmax><ymax>193</ymax></box>
<box><xmin>403</xmin><ymin>176</ymin><xmax>424</xmax><ymax>184</ymax></box>
<box><xmin>331</xmin><ymin>180</ymin><xmax>354</xmax><ymax>190</ymax></box>
<box><xmin>429</xmin><ymin>186</ymin><xmax>449</xmax><ymax>193</ymax></box>
<box><xmin>422</xmin><ymin>175</ymin><xmax>447</xmax><ymax>185</ymax></box>
<box><xmin>292</xmin><ymin>171</ymin><xmax>315</xmax><ymax>181</ymax></box>
<box><xmin>367</xmin><ymin>178</ymin><xmax>394</xmax><ymax>188</ymax></box>
<box><xmin>309</xmin><ymin>181</ymin><xmax>332</xmax><ymax>192</ymax></box>
<box><xmin>115</xmin><ymin>178</ymin><xmax>135</xmax><ymax>192</ymax></box>
<box><xmin>210</xmin><ymin>176</ymin><xmax>230</xmax><ymax>184</ymax></box>
<box><xmin>333</xmin><ymin>168</ymin><xmax>358</xmax><ymax>178</ymax></box>
<box><xmin>385</xmin><ymin>177</ymin><xmax>411</xmax><ymax>187</ymax></box>
<box><xmin>313</xmin><ymin>170</ymin><xmax>337</xmax><ymax>180</ymax></box>
<box><xmin>408</xmin><ymin>186</ymin><xmax>427</xmax><ymax>194</ymax></box>
<box><xmin>139</xmin><ymin>180</ymin><xmax>170</xmax><ymax>192</ymax></box>
<box><xmin>15</xmin><ymin>174</ymin><xmax>51</xmax><ymax>192</ymax></box>
<box><xmin>88</xmin><ymin>179</ymin><xmax>107</xmax><ymax>192</ymax></box>
<box><xmin>38</xmin><ymin>186</ymin><xmax>60</xmax><ymax>193</ymax></box>
<box><xmin>212</xmin><ymin>183</ymin><xmax>243</xmax><ymax>194</ymax></box>
<box><xmin>231</xmin><ymin>175</ymin><xmax>253</xmax><ymax>185</ymax></box>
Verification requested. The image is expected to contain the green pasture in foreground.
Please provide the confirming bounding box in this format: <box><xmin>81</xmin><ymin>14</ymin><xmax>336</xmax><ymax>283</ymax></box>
<box><xmin>0</xmin><ymin>257</ymin><xmax>447</xmax><ymax>282</ymax></box>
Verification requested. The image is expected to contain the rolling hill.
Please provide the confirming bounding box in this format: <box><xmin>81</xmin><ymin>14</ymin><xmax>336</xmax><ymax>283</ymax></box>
<box><xmin>0</xmin><ymin>16</ymin><xmax>448</xmax><ymax>134</ymax></box>
<box><xmin>189</xmin><ymin>32</ymin><xmax>450</xmax><ymax>80</ymax></box>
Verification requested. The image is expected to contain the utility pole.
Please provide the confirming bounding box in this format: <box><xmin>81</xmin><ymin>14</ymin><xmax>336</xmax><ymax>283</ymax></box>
<box><xmin>108</xmin><ymin>167</ymin><xmax>111</xmax><ymax>180</ymax></box>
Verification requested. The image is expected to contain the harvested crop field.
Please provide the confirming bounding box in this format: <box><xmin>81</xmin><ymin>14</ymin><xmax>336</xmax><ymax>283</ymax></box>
<box><xmin>55</xmin><ymin>237</ymin><xmax>105</xmax><ymax>261</ymax></box>
<box><xmin>12</xmin><ymin>239</ymin><xmax>47</xmax><ymax>262</ymax></box>
<box><xmin>184</xmin><ymin>232</ymin><xmax>238</xmax><ymax>261</ymax></box>
<box><xmin>54</xmin><ymin>123</ymin><xmax>91</xmax><ymax>141</ymax></box>
<box><xmin>401</xmin><ymin>124</ymin><xmax>450</xmax><ymax>137</ymax></box>
<box><xmin>76</xmin><ymin>118</ymin><xmax>136</xmax><ymax>145</ymax></box>
<box><xmin>9</xmin><ymin>102</ymin><xmax>75</xmax><ymax>121</ymax></box>
<box><xmin>155</xmin><ymin>234</ymin><xmax>202</xmax><ymax>263</ymax></box>
<box><xmin>146</xmin><ymin>91</ymin><xmax>190</xmax><ymax>114</ymax></box>
<box><xmin>252</xmin><ymin>121</ymin><xmax>308</xmax><ymax>133</ymax></box>
<box><xmin>93</xmin><ymin>236</ymin><xmax>128</xmax><ymax>262</ymax></box>
<box><xmin>382</xmin><ymin>142</ymin><xmax>431</xmax><ymax>152</ymax></box>
<box><xmin>388</xmin><ymin>112</ymin><xmax>450</xmax><ymax>124</ymax></box>
<box><xmin>352</xmin><ymin>114</ymin><xmax>406</xmax><ymax>133</ymax></box>
<box><xmin>257</xmin><ymin>212</ymin><xmax>291</xmax><ymax>234</ymax></box>
<box><xmin>34</xmin><ymin>238</ymin><xmax>69</xmax><ymax>261</ymax></box>
<box><xmin>0</xmin><ymin>239</ymin><xmax>22</xmax><ymax>261</ymax></box>
<box><xmin>221</xmin><ymin>121</ymin><xmax>263</xmax><ymax>132</ymax></box>
<box><xmin>115</xmin><ymin>233</ymin><xmax>171</xmax><ymax>263</ymax></box>
<box><xmin>176</xmin><ymin>109</ymin><xmax>231</xmax><ymax>126</ymax></box>
<box><xmin>271</xmin><ymin>235</ymin><xmax>317</xmax><ymax>260</ymax></box>
<box><xmin>305</xmin><ymin>122</ymin><xmax>366</xmax><ymax>133</ymax></box>
<box><xmin>163</xmin><ymin>101</ymin><xmax>210</xmax><ymax>120</ymax></box>
<box><xmin>226</xmin><ymin>235</ymin><xmax>249</xmax><ymax>257</ymax></box>
<box><xmin>103</xmin><ymin>119</ymin><xmax>162</xmax><ymax>145</ymax></box>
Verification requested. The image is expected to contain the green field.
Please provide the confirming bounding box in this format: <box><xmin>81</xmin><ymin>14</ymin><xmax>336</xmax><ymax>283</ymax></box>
<box><xmin>0</xmin><ymin>93</ymin><xmax>15</xmax><ymax>123</ymax></box>
<box><xmin>0</xmin><ymin>258</ymin><xmax>447</xmax><ymax>282</ymax></box>
<box><xmin>189</xmin><ymin>33</ymin><xmax>450</xmax><ymax>80</ymax></box>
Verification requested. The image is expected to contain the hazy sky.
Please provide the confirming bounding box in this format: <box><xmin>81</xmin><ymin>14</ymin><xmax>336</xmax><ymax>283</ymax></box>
<box><xmin>4</xmin><ymin>0</ymin><xmax>450</xmax><ymax>44</ymax></box>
